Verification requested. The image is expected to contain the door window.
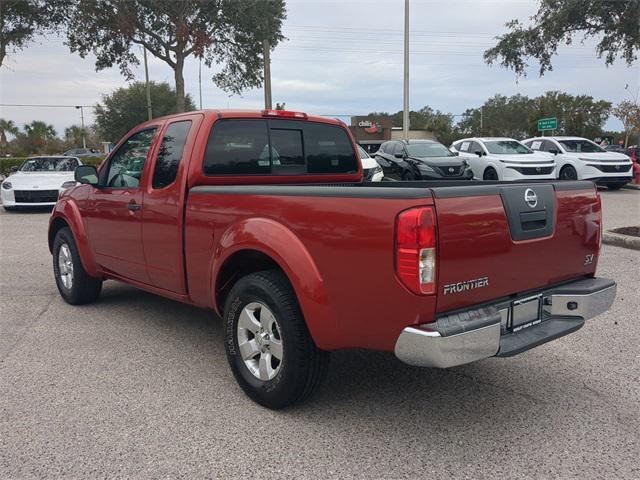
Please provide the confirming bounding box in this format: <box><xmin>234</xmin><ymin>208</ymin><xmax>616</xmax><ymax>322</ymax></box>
<box><xmin>152</xmin><ymin>121</ymin><xmax>192</xmax><ymax>189</ymax></box>
<box><xmin>102</xmin><ymin>129</ymin><xmax>157</xmax><ymax>188</ymax></box>
<box><xmin>393</xmin><ymin>143</ymin><xmax>405</xmax><ymax>156</ymax></box>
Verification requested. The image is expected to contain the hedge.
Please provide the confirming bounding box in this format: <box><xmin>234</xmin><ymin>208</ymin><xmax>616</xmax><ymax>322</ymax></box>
<box><xmin>1</xmin><ymin>155</ymin><xmax>105</xmax><ymax>176</ymax></box>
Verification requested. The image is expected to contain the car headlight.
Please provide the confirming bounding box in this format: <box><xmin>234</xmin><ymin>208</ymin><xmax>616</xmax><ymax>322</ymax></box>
<box><xmin>418</xmin><ymin>165</ymin><xmax>435</xmax><ymax>173</ymax></box>
<box><xmin>60</xmin><ymin>181</ymin><xmax>77</xmax><ymax>189</ymax></box>
<box><xmin>1</xmin><ymin>181</ymin><xmax>12</xmax><ymax>190</ymax></box>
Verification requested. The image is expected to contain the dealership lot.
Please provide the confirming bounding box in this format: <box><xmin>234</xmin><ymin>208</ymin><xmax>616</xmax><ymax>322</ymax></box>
<box><xmin>0</xmin><ymin>190</ymin><xmax>638</xmax><ymax>478</ymax></box>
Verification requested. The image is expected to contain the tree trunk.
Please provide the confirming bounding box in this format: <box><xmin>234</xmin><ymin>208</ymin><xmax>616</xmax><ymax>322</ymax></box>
<box><xmin>174</xmin><ymin>55</ymin><xmax>185</xmax><ymax>113</ymax></box>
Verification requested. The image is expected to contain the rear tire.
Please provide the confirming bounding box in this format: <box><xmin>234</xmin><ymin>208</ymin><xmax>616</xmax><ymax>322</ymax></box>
<box><xmin>53</xmin><ymin>227</ymin><xmax>102</xmax><ymax>305</ymax></box>
<box><xmin>559</xmin><ymin>165</ymin><xmax>578</xmax><ymax>181</ymax></box>
<box><xmin>483</xmin><ymin>168</ymin><xmax>498</xmax><ymax>181</ymax></box>
<box><xmin>223</xmin><ymin>270</ymin><xmax>329</xmax><ymax>409</ymax></box>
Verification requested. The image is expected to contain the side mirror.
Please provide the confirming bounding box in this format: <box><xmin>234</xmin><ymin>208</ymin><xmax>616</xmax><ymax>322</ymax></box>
<box><xmin>394</xmin><ymin>152</ymin><xmax>404</xmax><ymax>159</ymax></box>
<box><xmin>453</xmin><ymin>151</ymin><xmax>459</xmax><ymax>156</ymax></box>
<box><xmin>74</xmin><ymin>165</ymin><xmax>99</xmax><ymax>186</ymax></box>
<box><xmin>10</xmin><ymin>165</ymin><xmax>18</xmax><ymax>173</ymax></box>
<box><xmin>474</xmin><ymin>150</ymin><xmax>484</xmax><ymax>157</ymax></box>
<box><xmin>548</xmin><ymin>149</ymin><xmax>559</xmax><ymax>155</ymax></box>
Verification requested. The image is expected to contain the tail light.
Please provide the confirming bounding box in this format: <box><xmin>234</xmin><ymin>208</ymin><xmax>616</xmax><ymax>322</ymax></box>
<box><xmin>396</xmin><ymin>207</ymin><xmax>437</xmax><ymax>294</ymax></box>
<box><xmin>596</xmin><ymin>190</ymin><xmax>602</xmax><ymax>250</ymax></box>
<box><xmin>261</xmin><ymin>109</ymin><xmax>308</xmax><ymax>119</ymax></box>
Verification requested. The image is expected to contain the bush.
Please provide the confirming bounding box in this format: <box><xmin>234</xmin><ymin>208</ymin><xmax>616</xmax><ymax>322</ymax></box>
<box><xmin>0</xmin><ymin>158</ymin><xmax>26</xmax><ymax>176</ymax></box>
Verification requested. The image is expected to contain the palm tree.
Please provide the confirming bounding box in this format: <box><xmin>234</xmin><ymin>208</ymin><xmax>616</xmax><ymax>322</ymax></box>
<box><xmin>23</xmin><ymin>121</ymin><xmax>57</xmax><ymax>153</ymax></box>
<box><xmin>0</xmin><ymin>119</ymin><xmax>19</xmax><ymax>153</ymax></box>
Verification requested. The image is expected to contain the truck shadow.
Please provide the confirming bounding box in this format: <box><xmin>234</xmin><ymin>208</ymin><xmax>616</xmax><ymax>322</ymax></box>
<box><xmin>96</xmin><ymin>282</ymin><xmax>595</xmax><ymax>438</ymax></box>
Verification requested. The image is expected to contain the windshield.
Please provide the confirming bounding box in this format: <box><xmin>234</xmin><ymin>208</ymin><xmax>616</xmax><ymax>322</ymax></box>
<box><xmin>559</xmin><ymin>139</ymin><xmax>605</xmax><ymax>153</ymax></box>
<box><xmin>20</xmin><ymin>157</ymin><xmax>79</xmax><ymax>172</ymax></box>
<box><xmin>357</xmin><ymin>146</ymin><xmax>370</xmax><ymax>159</ymax></box>
<box><xmin>405</xmin><ymin>143</ymin><xmax>453</xmax><ymax>157</ymax></box>
<box><xmin>484</xmin><ymin>141</ymin><xmax>532</xmax><ymax>154</ymax></box>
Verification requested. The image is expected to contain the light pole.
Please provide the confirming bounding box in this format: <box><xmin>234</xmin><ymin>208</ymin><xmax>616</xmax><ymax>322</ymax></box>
<box><xmin>402</xmin><ymin>0</ymin><xmax>409</xmax><ymax>140</ymax></box>
<box><xmin>75</xmin><ymin>105</ymin><xmax>86</xmax><ymax>149</ymax></box>
<box><xmin>263</xmin><ymin>39</ymin><xmax>272</xmax><ymax>110</ymax></box>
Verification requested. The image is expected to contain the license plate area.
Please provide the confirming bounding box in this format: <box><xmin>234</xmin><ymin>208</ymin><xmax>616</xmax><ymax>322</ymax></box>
<box><xmin>508</xmin><ymin>295</ymin><xmax>543</xmax><ymax>332</ymax></box>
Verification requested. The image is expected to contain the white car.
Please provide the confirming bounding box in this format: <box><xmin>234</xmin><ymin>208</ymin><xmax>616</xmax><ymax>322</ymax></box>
<box><xmin>522</xmin><ymin>136</ymin><xmax>633</xmax><ymax>190</ymax></box>
<box><xmin>1</xmin><ymin>156</ymin><xmax>81</xmax><ymax>211</ymax></box>
<box><xmin>358</xmin><ymin>145</ymin><xmax>384</xmax><ymax>182</ymax></box>
<box><xmin>450</xmin><ymin>137</ymin><xmax>556</xmax><ymax>181</ymax></box>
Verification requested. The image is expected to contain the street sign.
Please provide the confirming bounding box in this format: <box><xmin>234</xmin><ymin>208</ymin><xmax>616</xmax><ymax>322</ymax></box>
<box><xmin>537</xmin><ymin>117</ymin><xmax>557</xmax><ymax>131</ymax></box>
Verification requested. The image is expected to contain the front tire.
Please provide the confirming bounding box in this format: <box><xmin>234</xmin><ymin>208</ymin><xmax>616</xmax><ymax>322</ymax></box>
<box><xmin>223</xmin><ymin>270</ymin><xmax>329</xmax><ymax>409</ymax></box>
<box><xmin>483</xmin><ymin>167</ymin><xmax>499</xmax><ymax>181</ymax></box>
<box><xmin>53</xmin><ymin>227</ymin><xmax>102</xmax><ymax>305</ymax></box>
<box><xmin>559</xmin><ymin>165</ymin><xmax>578</xmax><ymax>181</ymax></box>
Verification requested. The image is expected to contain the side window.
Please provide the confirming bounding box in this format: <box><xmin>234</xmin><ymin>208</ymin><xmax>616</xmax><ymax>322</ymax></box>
<box><xmin>393</xmin><ymin>143</ymin><xmax>405</xmax><ymax>156</ymax></box>
<box><xmin>304</xmin><ymin>122</ymin><xmax>357</xmax><ymax>173</ymax></box>
<box><xmin>459</xmin><ymin>141</ymin><xmax>470</xmax><ymax>152</ymax></box>
<box><xmin>152</xmin><ymin>120</ymin><xmax>192</xmax><ymax>189</ymax></box>
<box><xmin>471</xmin><ymin>141</ymin><xmax>483</xmax><ymax>154</ymax></box>
<box><xmin>543</xmin><ymin>140</ymin><xmax>557</xmax><ymax>152</ymax></box>
<box><xmin>203</xmin><ymin>120</ymin><xmax>270</xmax><ymax>175</ymax></box>
<box><xmin>102</xmin><ymin>128</ymin><xmax>157</xmax><ymax>188</ymax></box>
<box><xmin>527</xmin><ymin>140</ymin><xmax>542</xmax><ymax>151</ymax></box>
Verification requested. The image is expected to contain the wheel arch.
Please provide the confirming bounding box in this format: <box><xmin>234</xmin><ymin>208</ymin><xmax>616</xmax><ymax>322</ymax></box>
<box><xmin>212</xmin><ymin>218</ymin><xmax>336</xmax><ymax>349</ymax></box>
<box><xmin>49</xmin><ymin>200</ymin><xmax>100</xmax><ymax>277</ymax></box>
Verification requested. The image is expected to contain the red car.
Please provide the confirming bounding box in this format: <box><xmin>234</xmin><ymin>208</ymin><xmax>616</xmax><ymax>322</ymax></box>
<box><xmin>49</xmin><ymin>110</ymin><xmax>616</xmax><ymax>409</ymax></box>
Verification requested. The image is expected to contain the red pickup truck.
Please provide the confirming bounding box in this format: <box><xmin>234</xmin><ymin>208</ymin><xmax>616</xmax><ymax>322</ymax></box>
<box><xmin>49</xmin><ymin>109</ymin><xmax>616</xmax><ymax>409</ymax></box>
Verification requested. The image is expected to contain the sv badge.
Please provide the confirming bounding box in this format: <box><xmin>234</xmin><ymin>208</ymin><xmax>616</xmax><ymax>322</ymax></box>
<box><xmin>584</xmin><ymin>254</ymin><xmax>594</xmax><ymax>265</ymax></box>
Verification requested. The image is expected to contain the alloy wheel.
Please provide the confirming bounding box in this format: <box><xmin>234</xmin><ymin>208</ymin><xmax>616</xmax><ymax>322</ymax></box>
<box><xmin>57</xmin><ymin>243</ymin><xmax>74</xmax><ymax>289</ymax></box>
<box><xmin>237</xmin><ymin>302</ymin><xmax>283</xmax><ymax>381</ymax></box>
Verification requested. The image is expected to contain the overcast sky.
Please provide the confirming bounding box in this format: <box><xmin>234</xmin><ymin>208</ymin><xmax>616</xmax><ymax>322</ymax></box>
<box><xmin>0</xmin><ymin>0</ymin><xmax>638</xmax><ymax>138</ymax></box>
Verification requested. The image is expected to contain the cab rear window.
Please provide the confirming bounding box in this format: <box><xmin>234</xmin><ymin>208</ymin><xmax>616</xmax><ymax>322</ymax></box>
<box><xmin>203</xmin><ymin>119</ymin><xmax>357</xmax><ymax>175</ymax></box>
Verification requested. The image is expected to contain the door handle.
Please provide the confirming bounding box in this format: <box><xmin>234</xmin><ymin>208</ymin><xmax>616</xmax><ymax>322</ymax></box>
<box><xmin>127</xmin><ymin>201</ymin><xmax>142</xmax><ymax>211</ymax></box>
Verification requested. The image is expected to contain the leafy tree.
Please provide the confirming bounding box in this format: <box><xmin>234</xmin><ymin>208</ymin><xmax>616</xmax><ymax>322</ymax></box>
<box><xmin>485</xmin><ymin>0</ymin><xmax>640</xmax><ymax>76</ymax></box>
<box><xmin>530</xmin><ymin>91</ymin><xmax>611</xmax><ymax>139</ymax></box>
<box><xmin>365</xmin><ymin>106</ymin><xmax>455</xmax><ymax>144</ymax></box>
<box><xmin>0</xmin><ymin>118</ymin><xmax>19</xmax><ymax>153</ymax></box>
<box><xmin>0</xmin><ymin>0</ymin><xmax>62</xmax><ymax>67</ymax></box>
<box><xmin>612</xmin><ymin>100</ymin><xmax>640</xmax><ymax>147</ymax></box>
<box><xmin>61</xmin><ymin>0</ymin><xmax>286</xmax><ymax>112</ymax></box>
<box><xmin>94</xmin><ymin>81</ymin><xmax>196</xmax><ymax>143</ymax></box>
<box><xmin>456</xmin><ymin>92</ymin><xmax>611</xmax><ymax>140</ymax></box>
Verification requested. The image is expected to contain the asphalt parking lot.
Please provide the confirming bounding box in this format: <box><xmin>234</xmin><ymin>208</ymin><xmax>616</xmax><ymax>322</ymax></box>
<box><xmin>1</xmin><ymin>189</ymin><xmax>639</xmax><ymax>479</ymax></box>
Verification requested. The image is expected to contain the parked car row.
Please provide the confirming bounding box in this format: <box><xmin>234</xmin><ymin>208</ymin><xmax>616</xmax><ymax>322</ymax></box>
<box><xmin>357</xmin><ymin>135</ymin><xmax>634</xmax><ymax>189</ymax></box>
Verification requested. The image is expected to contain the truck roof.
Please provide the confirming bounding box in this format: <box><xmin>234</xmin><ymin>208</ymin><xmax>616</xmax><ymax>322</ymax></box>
<box><xmin>134</xmin><ymin>109</ymin><xmax>345</xmax><ymax>129</ymax></box>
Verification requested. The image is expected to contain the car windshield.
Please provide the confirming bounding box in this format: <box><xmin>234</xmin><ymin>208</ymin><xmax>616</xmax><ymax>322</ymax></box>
<box><xmin>484</xmin><ymin>141</ymin><xmax>532</xmax><ymax>154</ymax></box>
<box><xmin>20</xmin><ymin>157</ymin><xmax>79</xmax><ymax>172</ymax></box>
<box><xmin>405</xmin><ymin>143</ymin><xmax>453</xmax><ymax>157</ymax></box>
<box><xmin>559</xmin><ymin>139</ymin><xmax>606</xmax><ymax>153</ymax></box>
<box><xmin>357</xmin><ymin>146</ymin><xmax>370</xmax><ymax>159</ymax></box>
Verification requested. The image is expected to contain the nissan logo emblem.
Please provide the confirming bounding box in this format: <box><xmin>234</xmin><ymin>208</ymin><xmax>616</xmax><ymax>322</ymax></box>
<box><xmin>448</xmin><ymin>167</ymin><xmax>454</xmax><ymax>173</ymax></box>
<box><xmin>524</xmin><ymin>188</ymin><xmax>538</xmax><ymax>208</ymax></box>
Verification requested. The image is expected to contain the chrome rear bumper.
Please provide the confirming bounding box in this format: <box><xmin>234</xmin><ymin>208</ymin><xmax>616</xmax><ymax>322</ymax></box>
<box><xmin>394</xmin><ymin>277</ymin><xmax>616</xmax><ymax>368</ymax></box>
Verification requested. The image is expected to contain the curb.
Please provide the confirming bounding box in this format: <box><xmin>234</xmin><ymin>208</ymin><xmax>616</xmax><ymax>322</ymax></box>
<box><xmin>603</xmin><ymin>231</ymin><xmax>640</xmax><ymax>250</ymax></box>
<box><xmin>622</xmin><ymin>183</ymin><xmax>640</xmax><ymax>190</ymax></box>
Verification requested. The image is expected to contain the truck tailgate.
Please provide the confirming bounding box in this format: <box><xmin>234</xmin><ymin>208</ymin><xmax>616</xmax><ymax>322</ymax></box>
<box><xmin>431</xmin><ymin>181</ymin><xmax>601</xmax><ymax>313</ymax></box>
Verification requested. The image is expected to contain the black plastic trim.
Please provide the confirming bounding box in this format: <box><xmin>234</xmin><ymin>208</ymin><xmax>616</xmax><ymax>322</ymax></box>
<box><xmin>496</xmin><ymin>317</ymin><xmax>585</xmax><ymax>357</ymax></box>
<box><xmin>434</xmin><ymin>306</ymin><xmax>501</xmax><ymax>337</ymax></box>
<box><xmin>189</xmin><ymin>184</ymin><xmax>432</xmax><ymax>199</ymax></box>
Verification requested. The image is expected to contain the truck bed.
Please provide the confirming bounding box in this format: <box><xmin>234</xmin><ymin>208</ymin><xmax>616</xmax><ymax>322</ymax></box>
<box><xmin>184</xmin><ymin>179</ymin><xmax>600</xmax><ymax>352</ymax></box>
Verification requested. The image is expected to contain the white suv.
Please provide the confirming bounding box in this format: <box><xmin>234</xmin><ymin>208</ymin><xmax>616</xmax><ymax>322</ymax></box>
<box><xmin>450</xmin><ymin>137</ymin><xmax>556</xmax><ymax>181</ymax></box>
<box><xmin>522</xmin><ymin>136</ymin><xmax>633</xmax><ymax>190</ymax></box>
